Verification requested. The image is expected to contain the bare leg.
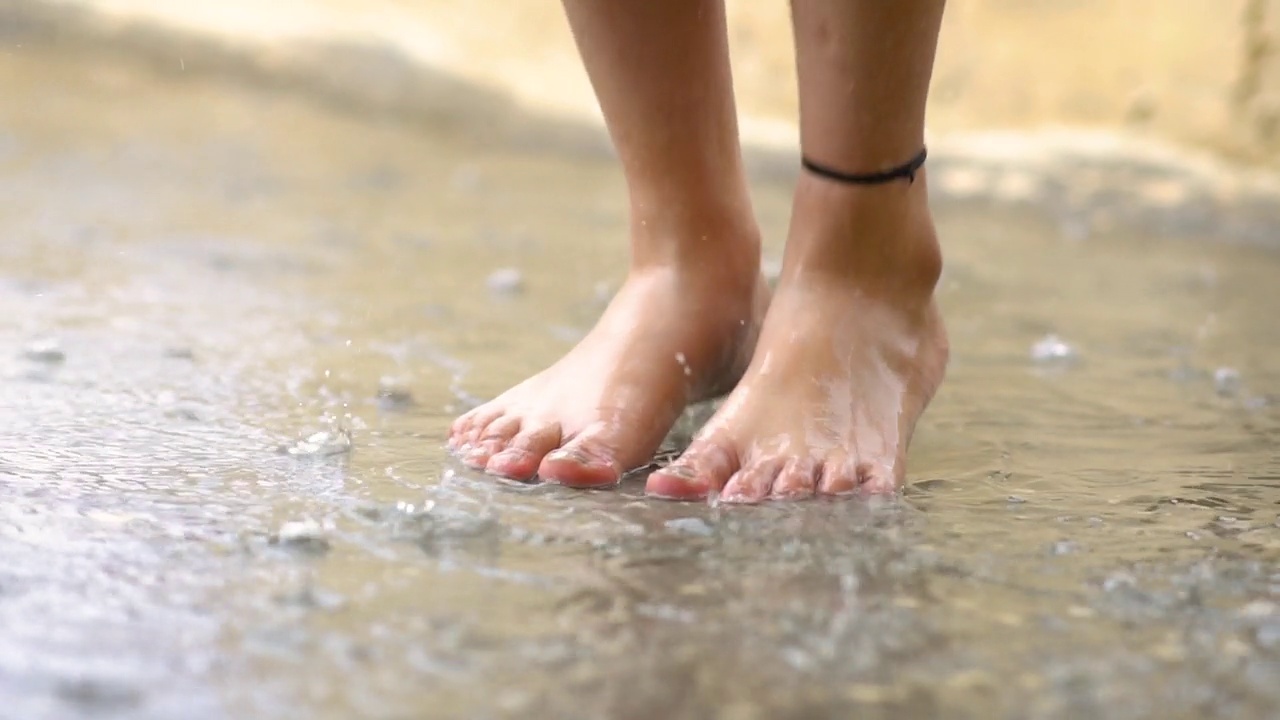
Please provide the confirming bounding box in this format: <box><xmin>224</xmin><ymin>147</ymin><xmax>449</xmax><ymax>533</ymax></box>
<box><xmin>448</xmin><ymin>0</ymin><xmax>767</xmax><ymax>486</ymax></box>
<box><xmin>647</xmin><ymin>0</ymin><xmax>949</xmax><ymax>501</ymax></box>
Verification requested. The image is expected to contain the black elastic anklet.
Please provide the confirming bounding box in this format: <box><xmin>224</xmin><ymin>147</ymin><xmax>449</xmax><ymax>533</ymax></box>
<box><xmin>801</xmin><ymin>147</ymin><xmax>928</xmax><ymax>186</ymax></box>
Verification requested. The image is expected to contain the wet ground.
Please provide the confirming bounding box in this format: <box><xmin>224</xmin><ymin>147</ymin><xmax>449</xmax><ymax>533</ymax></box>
<box><xmin>2</xmin><ymin>43</ymin><xmax>1279</xmax><ymax>720</ymax></box>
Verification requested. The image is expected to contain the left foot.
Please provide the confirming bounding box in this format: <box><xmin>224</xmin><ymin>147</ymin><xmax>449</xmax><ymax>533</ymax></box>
<box><xmin>645</xmin><ymin>174</ymin><xmax>948</xmax><ymax>501</ymax></box>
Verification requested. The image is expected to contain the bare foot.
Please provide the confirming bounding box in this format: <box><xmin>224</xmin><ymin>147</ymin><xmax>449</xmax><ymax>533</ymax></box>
<box><xmin>449</xmin><ymin>243</ymin><xmax>767</xmax><ymax>487</ymax></box>
<box><xmin>645</xmin><ymin>175</ymin><xmax>948</xmax><ymax>501</ymax></box>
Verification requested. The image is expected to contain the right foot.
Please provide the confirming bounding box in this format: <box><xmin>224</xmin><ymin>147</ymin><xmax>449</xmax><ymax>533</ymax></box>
<box><xmin>448</xmin><ymin>246</ymin><xmax>767</xmax><ymax>487</ymax></box>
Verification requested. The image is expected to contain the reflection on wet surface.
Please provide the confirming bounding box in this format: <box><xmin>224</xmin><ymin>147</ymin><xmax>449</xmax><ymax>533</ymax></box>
<box><xmin>2</xmin><ymin>46</ymin><xmax>1279</xmax><ymax>720</ymax></box>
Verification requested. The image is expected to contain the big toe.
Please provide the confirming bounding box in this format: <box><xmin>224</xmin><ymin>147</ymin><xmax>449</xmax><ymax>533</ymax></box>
<box><xmin>646</xmin><ymin>443</ymin><xmax>737</xmax><ymax>501</ymax></box>
<box><xmin>857</xmin><ymin>458</ymin><xmax>903</xmax><ymax>495</ymax></box>
<box><xmin>538</xmin><ymin>428</ymin><xmax>623</xmax><ymax>488</ymax></box>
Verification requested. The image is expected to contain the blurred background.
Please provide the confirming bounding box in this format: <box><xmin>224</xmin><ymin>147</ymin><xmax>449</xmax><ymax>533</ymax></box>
<box><xmin>7</xmin><ymin>0</ymin><xmax>1279</xmax><ymax>167</ymax></box>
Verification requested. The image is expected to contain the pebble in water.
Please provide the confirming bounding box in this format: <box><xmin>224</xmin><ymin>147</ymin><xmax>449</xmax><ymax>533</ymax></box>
<box><xmin>271</xmin><ymin>518</ymin><xmax>331</xmax><ymax>555</ymax></box>
<box><xmin>1213</xmin><ymin>367</ymin><xmax>1242</xmax><ymax>397</ymax></box>
<box><xmin>23</xmin><ymin>337</ymin><xmax>65</xmax><ymax>363</ymax></box>
<box><xmin>274</xmin><ymin>585</ymin><xmax>347</xmax><ymax>611</ymax></box>
<box><xmin>486</xmin><ymin>267</ymin><xmax>524</xmax><ymax>295</ymax></box>
<box><xmin>377</xmin><ymin>375</ymin><xmax>415</xmax><ymax>408</ymax></box>
<box><xmin>280</xmin><ymin>429</ymin><xmax>352</xmax><ymax>457</ymax></box>
<box><xmin>1102</xmin><ymin>572</ymin><xmax>1137</xmax><ymax>592</ymax></box>
<box><xmin>1030</xmin><ymin>334</ymin><xmax>1077</xmax><ymax>364</ymax></box>
<box><xmin>1050</xmin><ymin>540</ymin><xmax>1079</xmax><ymax>556</ymax></box>
<box><xmin>1240</xmin><ymin>600</ymin><xmax>1278</xmax><ymax>619</ymax></box>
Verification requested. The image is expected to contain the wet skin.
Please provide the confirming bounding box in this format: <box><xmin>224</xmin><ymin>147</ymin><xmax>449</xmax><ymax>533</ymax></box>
<box><xmin>449</xmin><ymin>174</ymin><xmax>947</xmax><ymax>500</ymax></box>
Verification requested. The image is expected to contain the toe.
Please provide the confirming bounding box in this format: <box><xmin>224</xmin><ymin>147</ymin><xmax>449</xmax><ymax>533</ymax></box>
<box><xmin>857</xmin><ymin>459</ymin><xmax>902</xmax><ymax>495</ymax></box>
<box><xmin>485</xmin><ymin>422</ymin><xmax>563</xmax><ymax>481</ymax></box>
<box><xmin>454</xmin><ymin>406</ymin><xmax>505</xmax><ymax>452</ymax></box>
<box><xmin>646</xmin><ymin>442</ymin><xmax>738</xmax><ymax>501</ymax></box>
<box><xmin>817</xmin><ymin>457</ymin><xmax>859</xmax><ymax>496</ymax></box>
<box><xmin>721</xmin><ymin>458</ymin><xmax>785</xmax><ymax>504</ymax></box>
<box><xmin>461</xmin><ymin>415</ymin><xmax>521</xmax><ymax>469</ymax></box>
<box><xmin>447</xmin><ymin>409</ymin><xmax>481</xmax><ymax>450</ymax></box>
<box><xmin>769</xmin><ymin>458</ymin><xmax>819</xmax><ymax>501</ymax></box>
<box><xmin>538</xmin><ymin>426</ymin><xmax>624</xmax><ymax>488</ymax></box>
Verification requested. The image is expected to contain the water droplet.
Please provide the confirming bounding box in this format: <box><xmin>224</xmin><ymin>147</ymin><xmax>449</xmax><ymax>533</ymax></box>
<box><xmin>280</xmin><ymin>429</ymin><xmax>352</xmax><ymax>457</ymax></box>
<box><xmin>675</xmin><ymin>352</ymin><xmax>692</xmax><ymax>377</ymax></box>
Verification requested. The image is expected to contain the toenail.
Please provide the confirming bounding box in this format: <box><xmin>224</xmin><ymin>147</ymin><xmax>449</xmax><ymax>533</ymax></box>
<box><xmin>487</xmin><ymin>448</ymin><xmax>527</xmax><ymax>465</ymax></box>
<box><xmin>662</xmin><ymin>464</ymin><xmax>696</xmax><ymax>481</ymax></box>
<box><xmin>547</xmin><ymin>448</ymin><xmax>591</xmax><ymax>465</ymax></box>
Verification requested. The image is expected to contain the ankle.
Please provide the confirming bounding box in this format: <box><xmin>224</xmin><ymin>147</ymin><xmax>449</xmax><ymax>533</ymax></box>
<box><xmin>628</xmin><ymin>203</ymin><xmax>762</xmax><ymax>282</ymax></box>
<box><xmin>782</xmin><ymin>172</ymin><xmax>941</xmax><ymax>299</ymax></box>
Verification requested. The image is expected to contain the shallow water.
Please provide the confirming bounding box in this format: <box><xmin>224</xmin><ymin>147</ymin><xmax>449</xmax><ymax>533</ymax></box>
<box><xmin>2</xmin><ymin>46</ymin><xmax>1279</xmax><ymax>720</ymax></box>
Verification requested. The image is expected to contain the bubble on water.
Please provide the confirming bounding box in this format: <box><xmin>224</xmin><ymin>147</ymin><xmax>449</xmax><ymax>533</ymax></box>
<box><xmin>665</xmin><ymin>517</ymin><xmax>713</xmax><ymax>537</ymax></box>
<box><xmin>23</xmin><ymin>337</ymin><xmax>65</xmax><ymax>363</ymax></box>
<box><xmin>1213</xmin><ymin>367</ymin><xmax>1242</xmax><ymax>397</ymax></box>
<box><xmin>486</xmin><ymin>267</ymin><xmax>524</xmax><ymax>295</ymax></box>
<box><xmin>280</xmin><ymin>429</ymin><xmax>352</xmax><ymax>457</ymax></box>
<box><xmin>1031</xmin><ymin>334</ymin><xmax>1077</xmax><ymax>364</ymax></box>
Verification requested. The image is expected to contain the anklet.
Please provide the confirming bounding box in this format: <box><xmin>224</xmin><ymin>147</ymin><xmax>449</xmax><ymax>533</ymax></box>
<box><xmin>801</xmin><ymin>147</ymin><xmax>927</xmax><ymax>185</ymax></box>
